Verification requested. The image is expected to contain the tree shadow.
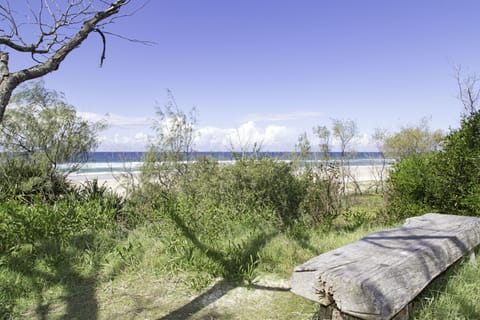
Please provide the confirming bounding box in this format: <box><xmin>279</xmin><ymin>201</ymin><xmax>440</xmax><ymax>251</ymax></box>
<box><xmin>158</xmin><ymin>209</ymin><xmax>279</xmax><ymax>319</ymax></box>
<box><xmin>1</xmin><ymin>231</ymin><xmax>130</xmax><ymax>320</ymax></box>
<box><xmin>159</xmin><ymin>279</ymin><xmax>234</xmax><ymax>320</ymax></box>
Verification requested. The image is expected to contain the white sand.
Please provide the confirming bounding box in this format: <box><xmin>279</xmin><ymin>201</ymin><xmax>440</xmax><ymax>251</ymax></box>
<box><xmin>68</xmin><ymin>164</ymin><xmax>390</xmax><ymax>196</ymax></box>
<box><xmin>69</xmin><ymin>172</ymin><xmax>139</xmax><ymax>196</ymax></box>
<box><xmin>348</xmin><ymin>165</ymin><xmax>390</xmax><ymax>182</ymax></box>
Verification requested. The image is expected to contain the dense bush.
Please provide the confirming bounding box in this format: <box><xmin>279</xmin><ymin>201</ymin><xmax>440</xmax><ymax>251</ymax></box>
<box><xmin>0</xmin><ymin>157</ymin><xmax>72</xmax><ymax>202</ymax></box>
<box><xmin>387</xmin><ymin>111</ymin><xmax>480</xmax><ymax>219</ymax></box>
<box><xmin>299</xmin><ymin>165</ymin><xmax>342</xmax><ymax>227</ymax></box>
<box><xmin>386</xmin><ymin>154</ymin><xmax>437</xmax><ymax>220</ymax></box>
<box><xmin>123</xmin><ymin>156</ymin><xmax>345</xmax><ymax>283</ymax></box>
<box><xmin>224</xmin><ymin>158</ymin><xmax>304</xmax><ymax>226</ymax></box>
<box><xmin>433</xmin><ymin>111</ymin><xmax>480</xmax><ymax>214</ymax></box>
<box><xmin>132</xmin><ymin>156</ymin><xmax>343</xmax><ymax>231</ymax></box>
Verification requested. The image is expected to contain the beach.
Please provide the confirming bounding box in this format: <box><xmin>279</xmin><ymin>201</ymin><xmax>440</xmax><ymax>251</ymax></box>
<box><xmin>68</xmin><ymin>163</ymin><xmax>390</xmax><ymax>195</ymax></box>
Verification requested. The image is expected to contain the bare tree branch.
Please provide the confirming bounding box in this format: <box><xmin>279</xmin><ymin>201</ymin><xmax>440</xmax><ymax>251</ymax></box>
<box><xmin>102</xmin><ymin>31</ymin><xmax>156</xmax><ymax>46</ymax></box>
<box><xmin>0</xmin><ymin>0</ymin><xmax>145</xmax><ymax>123</ymax></box>
<box><xmin>454</xmin><ymin>65</ymin><xmax>480</xmax><ymax>117</ymax></box>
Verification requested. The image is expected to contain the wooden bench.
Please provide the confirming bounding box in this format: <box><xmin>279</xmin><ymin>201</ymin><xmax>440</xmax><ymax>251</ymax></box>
<box><xmin>291</xmin><ymin>213</ymin><xmax>480</xmax><ymax>320</ymax></box>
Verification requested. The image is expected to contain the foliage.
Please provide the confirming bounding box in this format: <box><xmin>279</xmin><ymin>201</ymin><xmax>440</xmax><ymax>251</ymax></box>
<box><xmin>295</xmin><ymin>131</ymin><xmax>311</xmax><ymax>161</ymax></box>
<box><xmin>382</xmin><ymin>117</ymin><xmax>444</xmax><ymax>160</ymax></box>
<box><xmin>224</xmin><ymin>158</ymin><xmax>304</xmax><ymax>226</ymax></box>
<box><xmin>140</xmin><ymin>90</ymin><xmax>196</xmax><ymax>197</ymax></box>
<box><xmin>386</xmin><ymin>154</ymin><xmax>436</xmax><ymax>220</ymax></box>
<box><xmin>0</xmin><ymin>81</ymin><xmax>105</xmax><ymax>201</ymax></box>
<box><xmin>0</xmin><ymin>197</ymin><xmax>121</xmax><ymax>254</ymax></box>
<box><xmin>430</xmin><ymin>110</ymin><xmax>480</xmax><ymax>214</ymax></box>
<box><xmin>313</xmin><ymin>125</ymin><xmax>331</xmax><ymax>160</ymax></box>
<box><xmin>1</xmin><ymin>81</ymin><xmax>106</xmax><ymax>171</ymax></box>
<box><xmin>299</xmin><ymin>165</ymin><xmax>342</xmax><ymax>228</ymax></box>
<box><xmin>0</xmin><ymin>157</ymin><xmax>71</xmax><ymax>202</ymax></box>
<box><xmin>331</xmin><ymin>118</ymin><xmax>358</xmax><ymax>158</ymax></box>
<box><xmin>387</xmin><ymin>111</ymin><xmax>480</xmax><ymax>219</ymax></box>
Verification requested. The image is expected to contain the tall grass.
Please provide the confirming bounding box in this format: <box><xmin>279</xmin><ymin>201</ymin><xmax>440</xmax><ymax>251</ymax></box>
<box><xmin>2</xmin><ymin>155</ymin><xmax>480</xmax><ymax>319</ymax></box>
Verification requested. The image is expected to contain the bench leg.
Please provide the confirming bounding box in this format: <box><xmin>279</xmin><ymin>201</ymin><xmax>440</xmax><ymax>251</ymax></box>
<box><xmin>469</xmin><ymin>250</ymin><xmax>476</xmax><ymax>264</ymax></box>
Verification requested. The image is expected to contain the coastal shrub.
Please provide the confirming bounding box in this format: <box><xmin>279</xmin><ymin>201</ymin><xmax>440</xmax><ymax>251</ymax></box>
<box><xmin>431</xmin><ymin>110</ymin><xmax>480</xmax><ymax>215</ymax></box>
<box><xmin>0</xmin><ymin>81</ymin><xmax>105</xmax><ymax>202</ymax></box>
<box><xmin>387</xmin><ymin>110</ymin><xmax>480</xmax><ymax>219</ymax></box>
<box><xmin>386</xmin><ymin>154</ymin><xmax>437</xmax><ymax>220</ymax></box>
<box><xmin>224</xmin><ymin>158</ymin><xmax>304</xmax><ymax>226</ymax></box>
<box><xmin>134</xmin><ymin>157</ymin><xmax>304</xmax><ymax>228</ymax></box>
<box><xmin>0</xmin><ymin>157</ymin><xmax>72</xmax><ymax>202</ymax></box>
<box><xmin>299</xmin><ymin>165</ymin><xmax>342</xmax><ymax>228</ymax></box>
<box><xmin>129</xmin><ymin>156</ymin><xmax>308</xmax><ymax>282</ymax></box>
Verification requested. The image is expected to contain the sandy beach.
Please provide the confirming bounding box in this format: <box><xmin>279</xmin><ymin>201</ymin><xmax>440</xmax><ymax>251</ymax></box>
<box><xmin>68</xmin><ymin>164</ymin><xmax>390</xmax><ymax>195</ymax></box>
<box><xmin>69</xmin><ymin>171</ymin><xmax>139</xmax><ymax>195</ymax></box>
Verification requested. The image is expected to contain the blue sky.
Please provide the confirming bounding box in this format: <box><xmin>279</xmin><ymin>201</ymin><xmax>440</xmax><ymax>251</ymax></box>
<box><xmin>9</xmin><ymin>0</ymin><xmax>480</xmax><ymax>151</ymax></box>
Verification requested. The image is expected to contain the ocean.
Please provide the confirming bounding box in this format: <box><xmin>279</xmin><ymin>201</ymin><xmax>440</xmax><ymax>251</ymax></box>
<box><xmin>64</xmin><ymin>151</ymin><xmax>393</xmax><ymax>178</ymax></box>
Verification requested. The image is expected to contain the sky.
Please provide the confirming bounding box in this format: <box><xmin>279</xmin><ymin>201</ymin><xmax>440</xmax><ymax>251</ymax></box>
<box><xmin>6</xmin><ymin>0</ymin><xmax>480</xmax><ymax>151</ymax></box>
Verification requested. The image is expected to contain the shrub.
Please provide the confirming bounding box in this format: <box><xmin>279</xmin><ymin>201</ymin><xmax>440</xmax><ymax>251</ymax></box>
<box><xmin>386</xmin><ymin>111</ymin><xmax>480</xmax><ymax>220</ymax></box>
<box><xmin>0</xmin><ymin>157</ymin><xmax>72</xmax><ymax>202</ymax></box>
<box><xmin>224</xmin><ymin>158</ymin><xmax>304</xmax><ymax>226</ymax></box>
<box><xmin>386</xmin><ymin>154</ymin><xmax>437</xmax><ymax>220</ymax></box>
<box><xmin>299</xmin><ymin>165</ymin><xmax>342</xmax><ymax>228</ymax></box>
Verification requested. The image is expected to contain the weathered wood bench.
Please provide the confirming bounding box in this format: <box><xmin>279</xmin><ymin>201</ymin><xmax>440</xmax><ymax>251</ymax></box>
<box><xmin>291</xmin><ymin>213</ymin><xmax>480</xmax><ymax>320</ymax></box>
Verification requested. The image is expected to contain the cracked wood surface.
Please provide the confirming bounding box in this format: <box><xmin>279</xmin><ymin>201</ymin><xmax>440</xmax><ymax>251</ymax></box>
<box><xmin>291</xmin><ymin>213</ymin><xmax>480</xmax><ymax>320</ymax></box>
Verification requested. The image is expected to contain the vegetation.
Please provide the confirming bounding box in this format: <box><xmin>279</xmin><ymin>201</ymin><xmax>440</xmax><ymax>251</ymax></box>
<box><xmin>2</xmin><ymin>81</ymin><xmax>480</xmax><ymax>319</ymax></box>
<box><xmin>0</xmin><ymin>81</ymin><xmax>105</xmax><ymax>202</ymax></box>
<box><xmin>386</xmin><ymin>102</ymin><xmax>480</xmax><ymax>219</ymax></box>
<box><xmin>381</xmin><ymin>117</ymin><xmax>444</xmax><ymax>160</ymax></box>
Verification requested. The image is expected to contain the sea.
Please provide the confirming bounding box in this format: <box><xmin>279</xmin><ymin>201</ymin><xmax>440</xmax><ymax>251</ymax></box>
<box><xmin>65</xmin><ymin>151</ymin><xmax>393</xmax><ymax>179</ymax></box>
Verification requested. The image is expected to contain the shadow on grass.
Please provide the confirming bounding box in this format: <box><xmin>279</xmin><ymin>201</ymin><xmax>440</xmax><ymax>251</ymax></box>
<box><xmin>158</xmin><ymin>208</ymin><xmax>282</xmax><ymax>319</ymax></box>
<box><xmin>0</xmin><ymin>231</ymin><xmax>129</xmax><ymax>320</ymax></box>
<box><xmin>159</xmin><ymin>279</ymin><xmax>234</xmax><ymax>320</ymax></box>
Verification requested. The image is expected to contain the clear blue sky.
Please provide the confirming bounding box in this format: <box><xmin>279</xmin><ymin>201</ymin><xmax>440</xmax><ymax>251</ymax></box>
<box><xmin>10</xmin><ymin>0</ymin><xmax>480</xmax><ymax>151</ymax></box>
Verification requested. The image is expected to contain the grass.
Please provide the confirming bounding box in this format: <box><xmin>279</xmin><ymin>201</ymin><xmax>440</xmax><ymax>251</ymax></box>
<box><xmin>412</xmin><ymin>249</ymin><xmax>480</xmax><ymax>319</ymax></box>
<box><xmin>2</xmin><ymin>194</ymin><xmax>480</xmax><ymax>319</ymax></box>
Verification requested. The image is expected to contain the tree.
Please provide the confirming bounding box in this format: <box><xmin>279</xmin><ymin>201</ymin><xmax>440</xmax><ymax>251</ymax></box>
<box><xmin>332</xmin><ymin>119</ymin><xmax>358</xmax><ymax>159</ymax></box>
<box><xmin>332</xmin><ymin>119</ymin><xmax>359</xmax><ymax>197</ymax></box>
<box><xmin>295</xmin><ymin>131</ymin><xmax>311</xmax><ymax>161</ymax></box>
<box><xmin>0</xmin><ymin>80</ymin><xmax>106</xmax><ymax>198</ymax></box>
<box><xmin>0</xmin><ymin>0</ymin><xmax>134</xmax><ymax>122</ymax></box>
<box><xmin>141</xmin><ymin>90</ymin><xmax>197</xmax><ymax>194</ymax></box>
<box><xmin>370</xmin><ymin>128</ymin><xmax>389</xmax><ymax>193</ymax></box>
<box><xmin>455</xmin><ymin>66</ymin><xmax>480</xmax><ymax>117</ymax></box>
<box><xmin>313</xmin><ymin>125</ymin><xmax>331</xmax><ymax>161</ymax></box>
<box><xmin>383</xmin><ymin>118</ymin><xmax>443</xmax><ymax>160</ymax></box>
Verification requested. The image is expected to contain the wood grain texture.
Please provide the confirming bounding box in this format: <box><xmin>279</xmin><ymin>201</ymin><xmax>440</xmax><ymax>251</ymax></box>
<box><xmin>291</xmin><ymin>213</ymin><xmax>480</xmax><ymax>320</ymax></box>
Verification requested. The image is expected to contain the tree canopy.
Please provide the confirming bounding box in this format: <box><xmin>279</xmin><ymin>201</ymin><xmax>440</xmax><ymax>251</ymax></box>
<box><xmin>381</xmin><ymin>118</ymin><xmax>444</xmax><ymax>160</ymax></box>
<box><xmin>0</xmin><ymin>80</ymin><xmax>106</xmax><ymax>173</ymax></box>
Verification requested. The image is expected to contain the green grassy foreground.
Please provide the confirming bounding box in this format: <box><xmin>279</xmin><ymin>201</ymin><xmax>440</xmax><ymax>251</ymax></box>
<box><xmin>2</xmin><ymin>194</ymin><xmax>479</xmax><ymax>319</ymax></box>
<box><xmin>2</xmin><ymin>151</ymin><xmax>480</xmax><ymax>319</ymax></box>
<box><xmin>4</xmin><ymin>221</ymin><xmax>382</xmax><ymax>319</ymax></box>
